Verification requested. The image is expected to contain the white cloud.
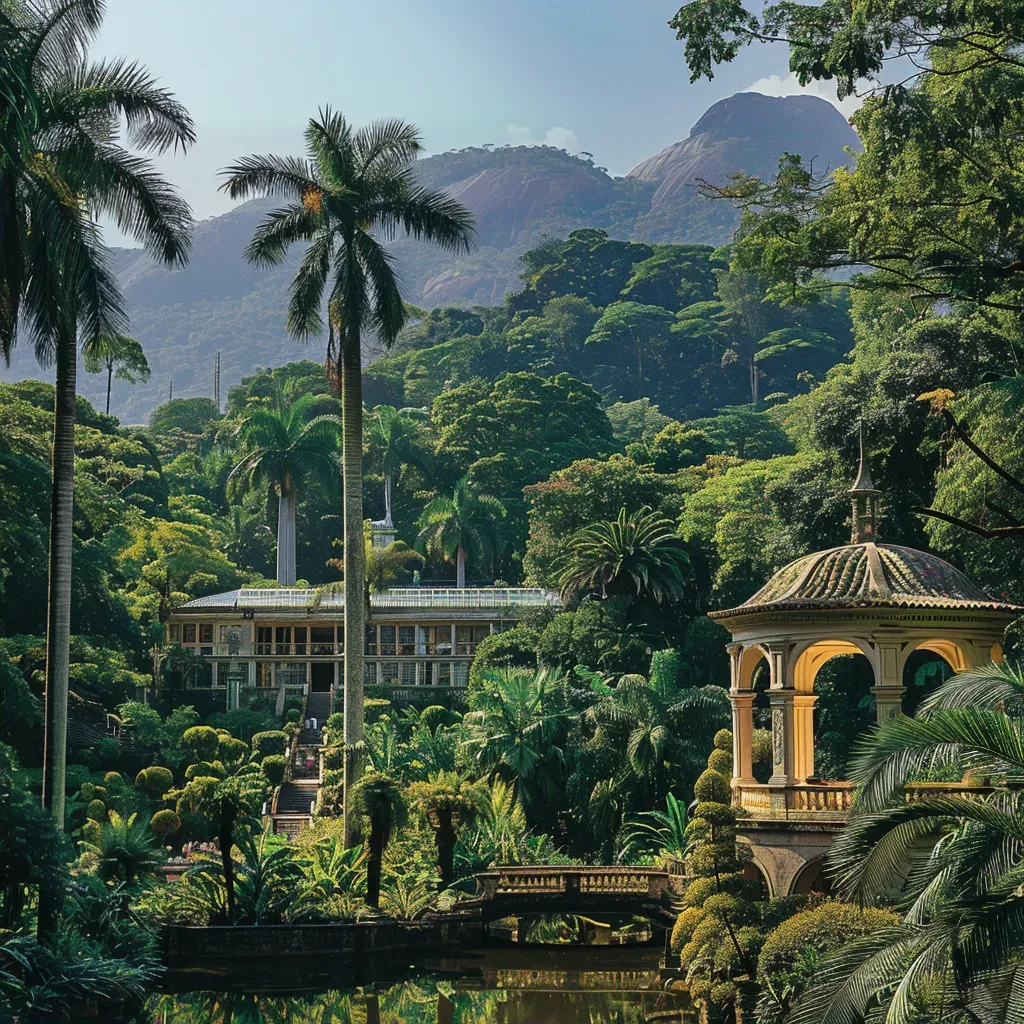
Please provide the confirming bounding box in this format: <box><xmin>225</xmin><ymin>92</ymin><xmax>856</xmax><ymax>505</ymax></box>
<box><xmin>504</xmin><ymin>124</ymin><xmax>580</xmax><ymax>151</ymax></box>
<box><xmin>746</xmin><ymin>72</ymin><xmax>863</xmax><ymax>119</ymax></box>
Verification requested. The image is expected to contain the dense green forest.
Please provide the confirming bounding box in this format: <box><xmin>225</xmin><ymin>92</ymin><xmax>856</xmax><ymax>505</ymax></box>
<box><xmin>6</xmin><ymin>0</ymin><xmax>1024</xmax><ymax>1020</ymax></box>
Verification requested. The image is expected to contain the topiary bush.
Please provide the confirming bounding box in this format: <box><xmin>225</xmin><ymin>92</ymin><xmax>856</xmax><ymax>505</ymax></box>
<box><xmin>182</xmin><ymin>725</ymin><xmax>220</xmax><ymax>762</ymax></box>
<box><xmin>150</xmin><ymin>808</ymin><xmax>182</xmax><ymax>839</ymax></box>
<box><xmin>285</xmin><ymin>708</ymin><xmax>301</xmax><ymax>724</ymax></box>
<box><xmin>79</xmin><ymin>781</ymin><xmax>96</xmax><ymax>802</ymax></box>
<box><xmin>103</xmin><ymin>771</ymin><xmax>125</xmax><ymax>790</ymax></box>
<box><xmin>185</xmin><ymin>760</ymin><xmax>224</xmax><ymax>781</ymax></box>
<box><xmin>707</xmin><ymin>747</ymin><xmax>732</xmax><ymax>776</ymax></box>
<box><xmin>674</xmin><ymin>729</ymin><xmax>766</xmax><ymax>1022</ymax></box>
<box><xmin>218</xmin><ymin>735</ymin><xmax>249</xmax><ymax>767</ymax></box>
<box><xmin>135</xmin><ymin>766</ymin><xmax>174</xmax><ymax>798</ymax></box>
<box><xmin>251</xmin><ymin>730</ymin><xmax>288</xmax><ymax>761</ymax></box>
<box><xmin>86</xmin><ymin>799</ymin><xmax>107</xmax><ymax>822</ymax></box>
<box><xmin>262</xmin><ymin>754</ymin><xmax>286</xmax><ymax>786</ymax></box>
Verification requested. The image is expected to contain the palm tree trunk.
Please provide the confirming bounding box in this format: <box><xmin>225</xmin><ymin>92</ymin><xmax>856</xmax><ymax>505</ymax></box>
<box><xmin>219</xmin><ymin>801</ymin><xmax>236</xmax><ymax>922</ymax></box>
<box><xmin>383</xmin><ymin>471</ymin><xmax>393</xmax><ymax>525</ymax></box>
<box><xmin>341</xmin><ymin>329</ymin><xmax>365</xmax><ymax>847</ymax></box>
<box><xmin>105</xmin><ymin>362</ymin><xmax>113</xmax><ymax>416</ymax></box>
<box><xmin>38</xmin><ymin>329</ymin><xmax>76</xmax><ymax>938</ymax></box>
<box><xmin>456</xmin><ymin>545</ymin><xmax>466</xmax><ymax>589</ymax></box>
<box><xmin>276</xmin><ymin>477</ymin><xmax>297</xmax><ymax>586</ymax></box>
<box><xmin>367</xmin><ymin>829</ymin><xmax>383</xmax><ymax>908</ymax></box>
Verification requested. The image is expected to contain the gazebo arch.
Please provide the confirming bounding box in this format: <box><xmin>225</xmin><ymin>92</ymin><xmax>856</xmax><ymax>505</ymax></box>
<box><xmin>710</xmin><ymin>429</ymin><xmax>1020</xmax><ymax>893</ymax></box>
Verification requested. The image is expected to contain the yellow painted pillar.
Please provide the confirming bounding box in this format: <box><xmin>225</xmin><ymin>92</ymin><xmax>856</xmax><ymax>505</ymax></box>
<box><xmin>871</xmin><ymin>642</ymin><xmax>904</xmax><ymax>723</ymax></box>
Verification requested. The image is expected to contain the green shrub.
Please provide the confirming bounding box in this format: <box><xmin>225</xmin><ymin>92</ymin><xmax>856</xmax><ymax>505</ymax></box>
<box><xmin>649</xmin><ymin>648</ymin><xmax>683</xmax><ymax>691</ymax></box>
<box><xmin>693</xmin><ymin>768</ymin><xmax>731</xmax><ymax>804</ymax></box>
<box><xmin>182</xmin><ymin>725</ymin><xmax>220</xmax><ymax>762</ymax></box>
<box><xmin>752</xmin><ymin>728</ymin><xmax>772</xmax><ymax>781</ymax></box>
<box><xmin>81</xmin><ymin>818</ymin><xmax>102</xmax><ymax>845</ymax></box>
<box><xmin>135</xmin><ymin>766</ymin><xmax>174</xmax><ymax>798</ymax></box>
<box><xmin>150</xmin><ymin>809</ymin><xmax>181</xmax><ymax>839</ymax></box>
<box><xmin>218</xmin><ymin>735</ymin><xmax>249</xmax><ymax>766</ymax></box>
<box><xmin>80</xmin><ymin>781</ymin><xmax>96</xmax><ymax>802</ymax></box>
<box><xmin>103</xmin><ymin>771</ymin><xmax>125</xmax><ymax>790</ymax></box>
<box><xmin>185</xmin><ymin>760</ymin><xmax>224</xmax><ymax>780</ymax></box>
<box><xmin>713</xmin><ymin>728</ymin><xmax>732</xmax><ymax>752</ymax></box>
<box><xmin>262</xmin><ymin>754</ymin><xmax>286</xmax><ymax>786</ymax></box>
<box><xmin>285</xmin><ymin>708</ymin><xmax>301</xmax><ymax>724</ymax></box>
<box><xmin>468</xmin><ymin>626</ymin><xmax>539</xmax><ymax>693</ymax></box>
<box><xmin>251</xmin><ymin>730</ymin><xmax>288</xmax><ymax>760</ymax></box>
<box><xmin>364</xmin><ymin>698</ymin><xmax>391</xmax><ymax>723</ymax></box>
<box><xmin>758</xmin><ymin>901</ymin><xmax>900</xmax><ymax>998</ymax></box>
<box><xmin>86</xmin><ymin>799</ymin><xmax>107</xmax><ymax>822</ymax></box>
<box><xmin>707</xmin><ymin>748</ymin><xmax>732</xmax><ymax>776</ymax></box>
<box><xmin>322</xmin><ymin>746</ymin><xmax>343</xmax><ymax>770</ymax></box>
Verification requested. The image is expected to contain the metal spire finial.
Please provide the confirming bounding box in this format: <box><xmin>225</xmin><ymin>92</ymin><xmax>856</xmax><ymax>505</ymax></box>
<box><xmin>848</xmin><ymin>420</ymin><xmax>882</xmax><ymax>542</ymax></box>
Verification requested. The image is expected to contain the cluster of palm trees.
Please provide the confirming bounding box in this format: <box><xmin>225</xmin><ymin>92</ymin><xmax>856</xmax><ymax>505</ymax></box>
<box><xmin>1</xmin><ymin>1</ymin><xmax>195</xmax><ymax>864</ymax></box>
<box><xmin>4</xmin><ymin>1</ymin><xmax>476</xmax><ymax>855</ymax></box>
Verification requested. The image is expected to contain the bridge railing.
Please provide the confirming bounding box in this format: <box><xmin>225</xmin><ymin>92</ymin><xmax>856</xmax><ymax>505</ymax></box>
<box><xmin>475</xmin><ymin>865</ymin><xmax>680</xmax><ymax>901</ymax></box>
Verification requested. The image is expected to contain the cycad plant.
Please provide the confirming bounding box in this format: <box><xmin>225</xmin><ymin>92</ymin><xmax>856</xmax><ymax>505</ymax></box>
<box><xmin>0</xmin><ymin>0</ymin><xmax>195</xmax><ymax>853</ymax></box>
<box><xmin>349</xmin><ymin>772</ymin><xmax>407</xmax><ymax>908</ymax></box>
<box><xmin>558</xmin><ymin>506</ymin><xmax>692</xmax><ymax>605</ymax></box>
<box><xmin>228</xmin><ymin>391</ymin><xmax>341</xmax><ymax>585</ymax></box>
<box><xmin>222</xmin><ymin>112</ymin><xmax>473</xmax><ymax>844</ymax></box>
<box><xmin>792</xmin><ymin>678</ymin><xmax>1024</xmax><ymax>1022</ymax></box>
<box><xmin>415</xmin><ymin>476</ymin><xmax>506</xmax><ymax>588</ymax></box>
<box><xmin>407</xmin><ymin>770</ymin><xmax>489</xmax><ymax>888</ymax></box>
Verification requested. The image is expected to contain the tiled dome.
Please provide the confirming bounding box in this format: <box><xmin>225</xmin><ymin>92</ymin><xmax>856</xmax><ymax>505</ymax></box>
<box><xmin>714</xmin><ymin>543</ymin><xmax>1019</xmax><ymax>617</ymax></box>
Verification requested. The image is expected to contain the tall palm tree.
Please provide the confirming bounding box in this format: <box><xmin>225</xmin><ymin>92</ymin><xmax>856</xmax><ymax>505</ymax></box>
<box><xmin>221</xmin><ymin>112</ymin><xmax>474</xmax><ymax>843</ymax></box>
<box><xmin>791</xmin><ymin>705</ymin><xmax>1024</xmax><ymax>1022</ymax></box>
<box><xmin>81</xmin><ymin>334</ymin><xmax>149</xmax><ymax>415</ymax></box>
<box><xmin>0</xmin><ymin>1</ymin><xmax>194</xmax><ymax>849</ymax></box>
<box><xmin>228</xmin><ymin>392</ymin><xmax>341</xmax><ymax>585</ymax></box>
<box><xmin>415</xmin><ymin>477</ymin><xmax>506</xmax><ymax>588</ymax></box>
<box><xmin>367</xmin><ymin>404</ymin><xmax>425</xmax><ymax>527</ymax></box>
<box><xmin>558</xmin><ymin>506</ymin><xmax>692</xmax><ymax>605</ymax></box>
<box><xmin>349</xmin><ymin>772</ymin><xmax>407</xmax><ymax>908</ymax></box>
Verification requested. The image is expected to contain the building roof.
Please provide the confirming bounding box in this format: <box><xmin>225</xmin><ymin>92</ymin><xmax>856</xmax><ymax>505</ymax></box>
<box><xmin>710</xmin><ymin>543</ymin><xmax>1022</xmax><ymax>620</ymax></box>
<box><xmin>173</xmin><ymin>587</ymin><xmax>559</xmax><ymax>614</ymax></box>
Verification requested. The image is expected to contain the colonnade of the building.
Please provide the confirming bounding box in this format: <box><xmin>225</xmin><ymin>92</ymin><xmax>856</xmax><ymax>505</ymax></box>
<box><xmin>728</xmin><ymin>635</ymin><xmax>999</xmax><ymax>788</ymax></box>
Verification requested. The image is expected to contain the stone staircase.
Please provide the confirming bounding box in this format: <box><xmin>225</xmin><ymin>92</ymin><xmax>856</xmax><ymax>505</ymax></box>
<box><xmin>270</xmin><ymin>689</ymin><xmax>331</xmax><ymax>839</ymax></box>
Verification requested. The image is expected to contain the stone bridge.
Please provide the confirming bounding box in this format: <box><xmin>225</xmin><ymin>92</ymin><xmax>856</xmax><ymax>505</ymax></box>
<box><xmin>468</xmin><ymin>865</ymin><xmax>684</xmax><ymax>926</ymax></box>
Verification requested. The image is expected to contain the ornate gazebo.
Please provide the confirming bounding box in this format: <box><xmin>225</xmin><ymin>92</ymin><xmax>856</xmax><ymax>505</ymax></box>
<box><xmin>709</xmin><ymin>433</ymin><xmax>1021</xmax><ymax>895</ymax></box>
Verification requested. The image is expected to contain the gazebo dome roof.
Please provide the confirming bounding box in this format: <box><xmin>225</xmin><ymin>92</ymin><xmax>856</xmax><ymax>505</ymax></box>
<box><xmin>711</xmin><ymin>542</ymin><xmax>1021</xmax><ymax>621</ymax></box>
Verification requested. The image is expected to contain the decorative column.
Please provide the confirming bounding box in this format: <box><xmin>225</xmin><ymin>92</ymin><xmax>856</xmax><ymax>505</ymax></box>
<box><xmin>871</xmin><ymin>641</ymin><xmax>904</xmax><ymax>723</ymax></box>
<box><xmin>728</xmin><ymin>644</ymin><xmax>756</xmax><ymax>801</ymax></box>
<box><xmin>765</xmin><ymin>643</ymin><xmax>796</xmax><ymax>788</ymax></box>
<box><xmin>792</xmin><ymin>694</ymin><xmax>817</xmax><ymax>781</ymax></box>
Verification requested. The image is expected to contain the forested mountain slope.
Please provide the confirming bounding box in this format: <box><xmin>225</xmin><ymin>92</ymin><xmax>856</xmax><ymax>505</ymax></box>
<box><xmin>0</xmin><ymin>92</ymin><xmax>858</xmax><ymax>422</ymax></box>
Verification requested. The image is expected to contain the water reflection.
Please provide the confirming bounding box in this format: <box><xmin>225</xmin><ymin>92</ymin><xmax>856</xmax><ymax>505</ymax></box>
<box><xmin>147</xmin><ymin>949</ymin><xmax>689</xmax><ymax>1024</ymax></box>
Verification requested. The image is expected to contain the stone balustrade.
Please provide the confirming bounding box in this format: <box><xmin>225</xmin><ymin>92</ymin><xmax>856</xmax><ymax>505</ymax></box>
<box><xmin>736</xmin><ymin>781</ymin><xmax>854</xmax><ymax>820</ymax></box>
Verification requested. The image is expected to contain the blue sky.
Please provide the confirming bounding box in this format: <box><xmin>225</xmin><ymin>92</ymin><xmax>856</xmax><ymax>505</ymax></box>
<box><xmin>96</xmin><ymin>0</ymin><xmax>851</xmax><ymax>229</ymax></box>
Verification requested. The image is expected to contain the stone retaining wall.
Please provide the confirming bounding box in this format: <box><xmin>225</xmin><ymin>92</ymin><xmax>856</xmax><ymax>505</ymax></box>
<box><xmin>162</xmin><ymin>913</ymin><xmax>483</xmax><ymax>964</ymax></box>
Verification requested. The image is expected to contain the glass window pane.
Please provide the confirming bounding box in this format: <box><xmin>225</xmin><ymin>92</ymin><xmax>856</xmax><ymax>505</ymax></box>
<box><xmin>169</xmin><ymin>624</ymin><xmax>181</xmax><ymax>643</ymax></box>
<box><xmin>453</xmin><ymin>663</ymin><xmax>469</xmax><ymax>688</ymax></box>
<box><xmin>364</xmin><ymin>662</ymin><xmax>377</xmax><ymax>685</ymax></box>
<box><xmin>365</xmin><ymin>625</ymin><xmax>377</xmax><ymax>655</ymax></box>
<box><xmin>398</xmin><ymin>626</ymin><xmax>415</xmax><ymax>655</ymax></box>
<box><xmin>199</xmin><ymin>624</ymin><xmax>213</xmax><ymax>644</ymax></box>
<box><xmin>401</xmin><ymin>662</ymin><xmax>417</xmax><ymax>685</ymax></box>
<box><xmin>379</xmin><ymin>625</ymin><xmax>396</xmax><ymax>656</ymax></box>
<box><xmin>381</xmin><ymin>662</ymin><xmax>399</xmax><ymax>683</ymax></box>
<box><xmin>438</xmin><ymin>662</ymin><xmax>451</xmax><ymax>687</ymax></box>
<box><xmin>183</xmin><ymin>624</ymin><xmax>196</xmax><ymax>644</ymax></box>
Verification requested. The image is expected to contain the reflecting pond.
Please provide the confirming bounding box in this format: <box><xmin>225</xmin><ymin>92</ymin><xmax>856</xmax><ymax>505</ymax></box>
<box><xmin>144</xmin><ymin>946</ymin><xmax>691</xmax><ymax>1023</ymax></box>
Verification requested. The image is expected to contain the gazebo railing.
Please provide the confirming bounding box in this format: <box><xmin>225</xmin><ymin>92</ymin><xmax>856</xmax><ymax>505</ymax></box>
<box><xmin>735</xmin><ymin>781</ymin><xmax>854</xmax><ymax>820</ymax></box>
